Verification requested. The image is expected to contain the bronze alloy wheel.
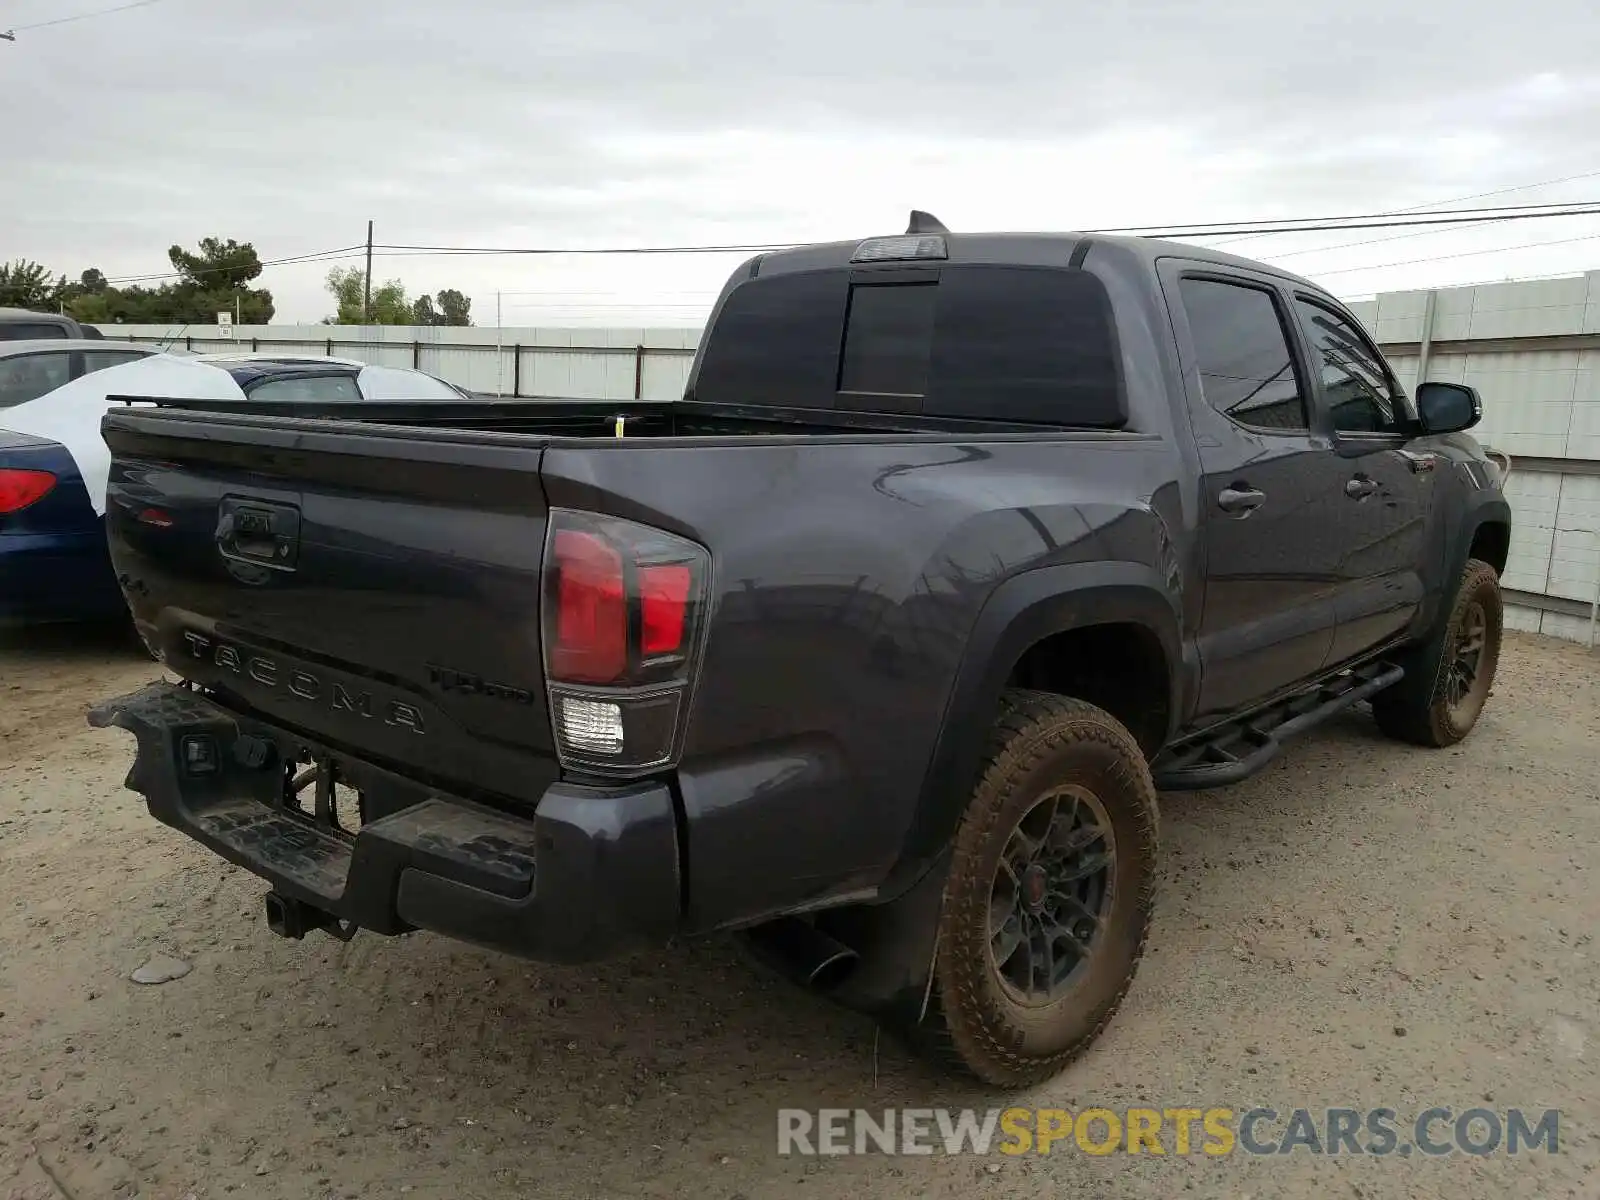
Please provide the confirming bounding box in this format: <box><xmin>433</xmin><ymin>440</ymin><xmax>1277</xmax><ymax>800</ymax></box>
<box><xmin>988</xmin><ymin>785</ymin><xmax>1116</xmax><ymax>1007</ymax></box>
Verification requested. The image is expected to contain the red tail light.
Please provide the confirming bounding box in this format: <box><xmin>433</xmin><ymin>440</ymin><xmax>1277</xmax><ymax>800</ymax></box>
<box><xmin>639</xmin><ymin>564</ymin><xmax>691</xmax><ymax>654</ymax></box>
<box><xmin>550</xmin><ymin>529</ymin><xmax>628</xmax><ymax>683</ymax></box>
<box><xmin>542</xmin><ymin>509</ymin><xmax>711</xmax><ymax>776</ymax></box>
<box><xmin>0</xmin><ymin>468</ymin><xmax>56</xmax><ymax>514</ymax></box>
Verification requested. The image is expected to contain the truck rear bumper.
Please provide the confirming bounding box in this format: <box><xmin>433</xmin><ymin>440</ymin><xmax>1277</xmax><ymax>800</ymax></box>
<box><xmin>88</xmin><ymin>681</ymin><xmax>682</xmax><ymax>963</ymax></box>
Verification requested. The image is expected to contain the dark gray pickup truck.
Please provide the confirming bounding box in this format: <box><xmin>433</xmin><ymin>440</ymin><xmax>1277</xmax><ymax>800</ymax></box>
<box><xmin>90</xmin><ymin>215</ymin><xmax>1511</xmax><ymax>1084</ymax></box>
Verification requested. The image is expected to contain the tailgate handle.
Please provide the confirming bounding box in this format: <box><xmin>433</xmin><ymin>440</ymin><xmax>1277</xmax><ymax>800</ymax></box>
<box><xmin>216</xmin><ymin>498</ymin><xmax>300</xmax><ymax>569</ymax></box>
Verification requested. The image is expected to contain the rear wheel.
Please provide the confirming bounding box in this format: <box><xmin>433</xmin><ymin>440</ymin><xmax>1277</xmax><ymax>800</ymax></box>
<box><xmin>1373</xmin><ymin>558</ymin><xmax>1502</xmax><ymax>747</ymax></box>
<box><xmin>924</xmin><ymin>690</ymin><xmax>1158</xmax><ymax>1086</ymax></box>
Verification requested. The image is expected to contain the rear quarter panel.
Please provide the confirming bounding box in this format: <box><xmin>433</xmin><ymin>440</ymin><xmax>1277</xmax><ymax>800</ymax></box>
<box><xmin>541</xmin><ymin>434</ymin><xmax>1185</xmax><ymax>929</ymax></box>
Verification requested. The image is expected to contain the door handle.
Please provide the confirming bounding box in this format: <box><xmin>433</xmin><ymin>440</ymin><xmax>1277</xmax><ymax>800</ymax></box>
<box><xmin>1217</xmin><ymin>485</ymin><xmax>1266</xmax><ymax>516</ymax></box>
<box><xmin>1345</xmin><ymin>475</ymin><xmax>1380</xmax><ymax>500</ymax></box>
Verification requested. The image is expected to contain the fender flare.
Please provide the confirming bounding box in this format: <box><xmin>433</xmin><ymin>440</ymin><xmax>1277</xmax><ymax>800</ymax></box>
<box><xmin>884</xmin><ymin>560</ymin><xmax>1186</xmax><ymax>892</ymax></box>
<box><xmin>1393</xmin><ymin>495</ymin><xmax>1513</xmax><ymax>693</ymax></box>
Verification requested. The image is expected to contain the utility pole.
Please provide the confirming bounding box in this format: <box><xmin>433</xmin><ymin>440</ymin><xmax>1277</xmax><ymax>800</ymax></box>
<box><xmin>496</xmin><ymin>291</ymin><xmax>504</xmax><ymax>397</ymax></box>
<box><xmin>363</xmin><ymin>220</ymin><xmax>374</xmax><ymax>323</ymax></box>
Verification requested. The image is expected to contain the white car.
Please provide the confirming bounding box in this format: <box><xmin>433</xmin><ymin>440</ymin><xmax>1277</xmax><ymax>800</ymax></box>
<box><xmin>0</xmin><ymin>351</ymin><xmax>470</xmax><ymax>517</ymax></box>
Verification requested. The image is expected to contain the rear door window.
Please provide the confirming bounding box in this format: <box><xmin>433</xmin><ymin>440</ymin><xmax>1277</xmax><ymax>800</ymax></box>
<box><xmin>1177</xmin><ymin>277</ymin><xmax>1309</xmax><ymax>433</ymax></box>
<box><xmin>0</xmin><ymin>351</ymin><xmax>73</xmax><ymax>408</ymax></box>
<box><xmin>83</xmin><ymin>349</ymin><xmax>152</xmax><ymax>374</ymax></box>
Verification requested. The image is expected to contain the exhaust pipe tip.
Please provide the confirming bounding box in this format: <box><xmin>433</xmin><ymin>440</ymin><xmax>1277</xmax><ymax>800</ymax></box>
<box><xmin>743</xmin><ymin>917</ymin><xmax>860</xmax><ymax>994</ymax></box>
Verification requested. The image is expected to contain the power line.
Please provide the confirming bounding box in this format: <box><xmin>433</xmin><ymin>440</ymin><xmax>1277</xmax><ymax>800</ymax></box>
<box><xmin>3</xmin><ymin>0</ymin><xmax>164</xmax><ymax>35</ymax></box>
<box><xmin>1312</xmin><ymin>231</ymin><xmax>1600</xmax><ymax>278</ymax></box>
<box><xmin>1098</xmin><ymin>202</ymin><xmax>1600</xmax><ymax>239</ymax></box>
<box><xmin>81</xmin><ymin>202</ymin><xmax>1600</xmax><ymax>298</ymax></box>
<box><xmin>1207</xmin><ymin>166</ymin><xmax>1600</xmax><ymax>247</ymax></box>
<box><xmin>373</xmin><ymin>242</ymin><xmax>790</xmax><ymax>257</ymax></box>
<box><xmin>351</xmin><ymin>204</ymin><xmax>1600</xmax><ymax>262</ymax></box>
<box><xmin>102</xmin><ymin>245</ymin><xmax>363</xmax><ymax>285</ymax></box>
<box><xmin>1258</xmin><ymin>212</ymin><xmax>1592</xmax><ymax>263</ymax></box>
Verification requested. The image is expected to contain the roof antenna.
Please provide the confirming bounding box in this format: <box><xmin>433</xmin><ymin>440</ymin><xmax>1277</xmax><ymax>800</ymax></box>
<box><xmin>906</xmin><ymin>210</ymin><xmax>949</xmax><ymax>234</ymax></box>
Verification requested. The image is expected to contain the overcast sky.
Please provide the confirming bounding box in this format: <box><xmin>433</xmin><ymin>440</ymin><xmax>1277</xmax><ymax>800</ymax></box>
<box><xmin>5</xmin><ymin>0</ymin><xmax>1600</xmax><ymax>326</ymax></box>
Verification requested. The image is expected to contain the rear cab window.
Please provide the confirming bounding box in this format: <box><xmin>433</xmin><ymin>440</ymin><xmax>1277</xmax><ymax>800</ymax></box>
<box><xmin>694</xmin><ymin>255</ymin><xmax>1126</xmax><ymax>427</ymax></box>
<box><xmin>246</xmin><ymin>374</ymin><xmax>364</xmax><ymax>403</ymax></box>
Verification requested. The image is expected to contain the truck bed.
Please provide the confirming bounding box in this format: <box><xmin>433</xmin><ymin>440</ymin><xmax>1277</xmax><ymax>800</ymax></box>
<box><xmin>99</xmin><ymin>396</ymin><xmax>1167</xmax><ymax>925</ymax></box>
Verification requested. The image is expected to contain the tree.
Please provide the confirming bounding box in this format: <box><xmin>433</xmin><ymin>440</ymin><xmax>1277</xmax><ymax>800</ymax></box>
<box><xmin>412</xmin><ymin>287</ymin><xmax>472</xmax><ymax>326</ymax></box>
<box><xmin>324</xmin><ymin>267</ymin><xmax>417</xmax><ymax>325</ymax></box>
<box><xmin>0</xmin><ymin>239</ymin><xmax>274</xmax><ymax>326</ymax></box>
<box><xmin>0</xmin><ymin>259</ymin><xmax>55</xmax><ymax>309</ymax></box>
<box><xmin>436</xmin><ymin>289</ymin><xmax>472</xmax><ymax>326</ymax></box>
<box><xmin>168</xmin><ymin>237</ymin><xmax>264</xmax><ymax>290</ymax></box>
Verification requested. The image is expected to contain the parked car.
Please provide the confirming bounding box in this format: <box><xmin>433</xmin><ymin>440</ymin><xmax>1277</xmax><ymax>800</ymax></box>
<box><xmin>0</xmin><ymin>351</ymin><xmax>469</xmax><ymax>630</ymax></box>
<box><xmin>89</xmin><ymin>217</ymin><xmax>1510</xmax><ymax>1085</ymax></box>
<box><xmin>0</xmin><ymin>338</ymin><xmax>157</xmax><ymax>410</ymax></box>
<box><xmin>0</xmin><ymin>340</ymin><xmax>164</xmax><ymax>625</ymax></box>
<box><xmin>0</xmin><ymin>307</ymin><xmax>105</xmax><ymax>342</ymax></box>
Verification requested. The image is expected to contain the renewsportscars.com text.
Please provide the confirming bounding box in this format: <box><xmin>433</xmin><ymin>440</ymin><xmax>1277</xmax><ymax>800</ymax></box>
<box><xmin>777</xmin><ymin>1106</ymin><xmax>1561</xmax><ymax>1157</ymax></box>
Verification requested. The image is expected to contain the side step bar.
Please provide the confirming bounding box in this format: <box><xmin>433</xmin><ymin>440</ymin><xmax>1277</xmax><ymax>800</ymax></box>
<box><xmin>1152</xmin><ymin>661</ymin><xmax>1405</xmax><ymax>791</ymax></box>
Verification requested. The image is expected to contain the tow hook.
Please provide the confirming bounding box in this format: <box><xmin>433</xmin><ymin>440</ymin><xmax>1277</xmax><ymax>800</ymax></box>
<box><xmin>263</xmin><ymin>892</ymin><xmax>355</xmax><ymax>942</ymax></box>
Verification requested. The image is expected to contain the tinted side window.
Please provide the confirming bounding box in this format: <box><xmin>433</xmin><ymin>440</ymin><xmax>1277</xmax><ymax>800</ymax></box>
<box><xmin>247</xmin><ymin>374</ymin><xmax>363</xmax><ymax>403</ymax></box>
<box><xmin>1178</xmin><ymin>278</ymin><xmax>1307</xmax><ymax>432</ymax></box>
<box><xmin>0</xmin><ymin>351</ymin><xmax>72</xmax><ymax>407</ymax></box>
<box><xmin>0</xmin><ymin>323</ymin><xmax>68</xmax><ymax>341</ymax></box>
<box><xmin>1295</xmin><ymin>298</ymin><xmax>1407</xmax><ymax>434</ymax></box>
<box><xmin>83</xmin><ymin>350</ymin><xmax>150</xmax><ymax>373</ymax></box>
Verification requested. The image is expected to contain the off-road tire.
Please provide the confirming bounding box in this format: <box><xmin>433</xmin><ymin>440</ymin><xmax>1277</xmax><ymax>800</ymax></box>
<box><xmin>922</xmin><ymin>690</ymin><xmax>1159</xmax><ymax>1086</ymax></box>
<box><xmin>1372</xmin><ymin>558</ymin><xmax>1502</xmax><ymax>747</ymax></box>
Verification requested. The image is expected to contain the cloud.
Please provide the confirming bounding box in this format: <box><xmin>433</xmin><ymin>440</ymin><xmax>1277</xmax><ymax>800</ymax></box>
<box><xmin>3</xmin><ymin>0</ymin><xmax>1599</xmax><ymax>321</ymax></box>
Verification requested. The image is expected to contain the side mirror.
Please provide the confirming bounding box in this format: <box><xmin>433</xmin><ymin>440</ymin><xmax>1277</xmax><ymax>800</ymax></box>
<box><xmin>1415</xmin><ymin>382</ymin><xmax>1482</xmax><ymax>434</ymax></box>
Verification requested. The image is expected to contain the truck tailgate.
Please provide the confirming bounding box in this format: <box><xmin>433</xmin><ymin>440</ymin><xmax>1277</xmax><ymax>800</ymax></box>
<box><xmin>102</xmin><ymin>408</ymin><xmax>559</xmax><ymax>805</ymax></box>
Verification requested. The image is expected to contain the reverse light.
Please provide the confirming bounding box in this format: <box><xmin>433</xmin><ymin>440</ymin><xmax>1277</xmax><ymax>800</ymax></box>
<box><xmin>542</xmin><ymin>509</ymin><xmax>711</xmax><ymax>776</ymax></box>
<box><xmin>558</xmin><ymin>697</ymin><xmax>625</xmax><ymax>756</ymax></box>
<box><xmin>0</xmin><ymin>468</ymin><xmax>56</xmax><ymax>515</ymax></box>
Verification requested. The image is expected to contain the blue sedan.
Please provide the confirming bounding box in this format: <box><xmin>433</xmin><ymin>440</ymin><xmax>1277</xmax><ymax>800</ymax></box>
<box><xmin>0</xmin><ymin>339</ymin><xmax>159</xmax><ymax>625</ymax></box>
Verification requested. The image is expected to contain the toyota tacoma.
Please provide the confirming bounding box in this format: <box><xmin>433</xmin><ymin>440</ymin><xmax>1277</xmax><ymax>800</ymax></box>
<box><xmin>89</xmin><ymin>214</ymin><xmax>1511</xmax><ymax>1084</ymax></box>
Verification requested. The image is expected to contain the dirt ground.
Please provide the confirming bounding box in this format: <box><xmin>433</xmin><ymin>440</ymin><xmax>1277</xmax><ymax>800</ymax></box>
<box><xmin>1</xmin><ymin>625</ymin><xmax>1597</xmax><ymax>1200</ymax></box>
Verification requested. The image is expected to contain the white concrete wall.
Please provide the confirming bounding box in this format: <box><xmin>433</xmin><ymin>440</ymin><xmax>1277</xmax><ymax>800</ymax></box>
<box><xmin>98</xmin><ymin>324</ymin><xmax>699</xmax><ymax>402</ymax></box>
<box><xmin>100</xmin><ymin>272</ymin><xmax>1600</xmax><ymax>647</ymax></box>
<box><xmin>1346</xmin><ymin>273</ymin><xmax>1600</xmax><ymax>645</ymax></box>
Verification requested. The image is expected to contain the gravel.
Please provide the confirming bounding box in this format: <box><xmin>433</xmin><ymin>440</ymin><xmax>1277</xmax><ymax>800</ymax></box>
<box><xmin>1</xmin><ymin>622</ymin><xmax>1596</xmax><ymax>1199</ymax></box>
